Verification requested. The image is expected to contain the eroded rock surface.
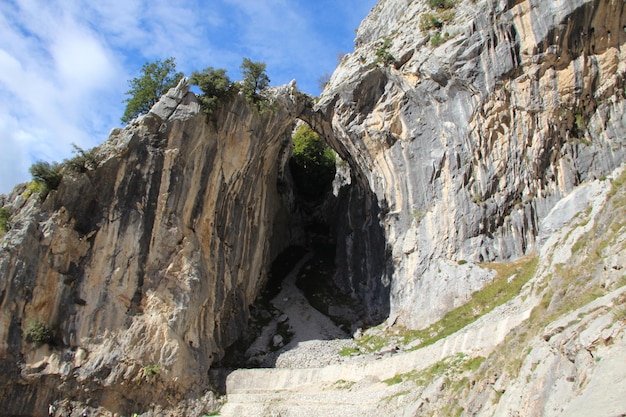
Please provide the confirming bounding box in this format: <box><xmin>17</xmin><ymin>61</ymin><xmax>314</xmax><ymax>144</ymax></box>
<box><xmin>0</xmin><ymin>81</ymin><xmax>310</xmax><ymax>415</ymax></box>
<box><xmin>0</xmin><ymin>0</ymin><xmax>625</xmax><ymax>416</ymax></box>
<box><xmin>316</xmin><ymin>0</ymin><xmax>626</xmax><ymax>327</ymax></box>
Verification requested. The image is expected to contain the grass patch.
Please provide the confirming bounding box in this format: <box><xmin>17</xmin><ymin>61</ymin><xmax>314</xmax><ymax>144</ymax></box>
<box><xmin>339</xmin><ymin>346</ymin><xmax>360</xmax><ymax>357</ymax></box>
<box><xmin>333</xmin><ymin>379</ymin><xmax>356</xmax><ymax>390</ymax></box>
<box><xmin>143</xmin><ymin>363</ymin><xmax>161</xmax><ymax>377</ymax></box>
<box><xmin>357</xmin><ymin>255</ymin><xmax>538</xmax><ymax>353</ymax></box>
<box><xmin>383</xmin><ymin>389</ymin><xmax>411</xmax><ymax>403</ymax></box>
<box><xmin>383</xmin><ymin>354</ymin><xmax>485</xmax><ymax>387</ymax></box>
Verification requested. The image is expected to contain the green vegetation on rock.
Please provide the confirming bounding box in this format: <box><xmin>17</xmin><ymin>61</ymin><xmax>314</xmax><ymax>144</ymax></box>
<box><xmin>142</xmin><ymin>364</ymin><xmax>161</xmax><ymax>379</ymax></box>
<box><xmin>240</xmin><ymin>58</ymin><xmax>271</xmax><ymax>111</ymax></box>
<box><xmin>64</xmin><ymin>144</ymin><xmax>102</xmax><ymax>174</ymax></box>
<box><xmin>24</xmin><ymin>320</ymin><xmax>52</xmax><ymax>346</ymax></box>
<box><xmin>189</xmin><ymin>67</ymin><xmax>235</xmax><ymax>115</ymax></box>
<box><xmin>121</xmin><ymin>57</ymin><xmax>184</xmax><ymax>123</ymax></box>
<box><xmin>383</xmin><ymin>353</ymin><xmax>484</xmax><ymax>387</ymax></box>
<box><xmin>375</xmin><ymin>37</ymin><xmax>395</xmax><ymax>66</ymax></box>
<box><xmin>429</xmin><ymin>0</ymin><xmax>456</xmax><ymax>9</ymax></box>
<box><xmin>419</xmin><ymin>0</ymin><xmax>456</xmax><ymax>47</ymax></box>
<box><xmin>28</xmin><ymin>161</ymin><xmax>63</xmax><ymax>199</ymax></box>
<box><xmin>355</xmin><ymin>255</ymin><xmax>538</xmax><ymax>353</ymax></box>
<box><xmin>289</xmin><ymin>124</ymin><xmax>336</xmax><ymax>201</ymax></box>
<box><xmin>0</xmin><ymin>207</ymin><xmax>10</xmax><ymax>236</ymax></box>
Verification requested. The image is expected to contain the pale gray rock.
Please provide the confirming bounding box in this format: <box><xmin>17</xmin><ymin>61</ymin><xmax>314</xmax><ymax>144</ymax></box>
<box><xmin>315</xmin><ymin>0</ymin><xmax>626</xmax><ymax>328</ymax></box>
<box><xmin>1</xmin><ymin>0</ymin><xmax>626</xmax><ymax>416</ymax></box>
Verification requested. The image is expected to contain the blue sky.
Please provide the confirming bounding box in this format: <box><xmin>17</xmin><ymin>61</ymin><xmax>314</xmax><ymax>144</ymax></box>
<box><xmin>0</xmin><ymin>0</ymin><xmax>377</xmax><ymax>194</ymax></box>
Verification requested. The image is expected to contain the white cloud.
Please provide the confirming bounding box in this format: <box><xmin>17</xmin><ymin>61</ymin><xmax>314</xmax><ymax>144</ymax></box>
<box><xmin>51</xmin><ymin>27</ymin><xmax>117</xmax><ymax>91</ymax></box>
<box><xmin>0</xmin><ymin>113</ymin><xmax>32</xmax><ymax>191</ymax></box>
<box><xmin>0</xmin><ymin>0</ymin><xmax>126</xmax><ymax>194</ymax></box>
<box><xmin>0</xmin><ymin>0</ymin><xmax>378</xmax><ymax>194</ymax></box>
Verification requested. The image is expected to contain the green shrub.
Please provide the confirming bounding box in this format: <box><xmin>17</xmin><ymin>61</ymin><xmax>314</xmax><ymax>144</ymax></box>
<box><xmin>420</xmin><ymin>13</ymin><xmax>444</xmax><ymax>31</ymax></box>
<box><xmin>121</xmin><ymin>57</ymin><xmax>184</xmax><ymax>123</ymax></box>
<box><xmin>574</xmin><ymin>112</ymin><xmax>586</xmax><ymax>138</ymax></box>
<box><xmin>189</xmin><ymin>67</ymin><xmax>235</xmax><ymax>114</ymax></box>
<box><xmin>143</xmin><ymin>363</ymin><xmax>160</xmax><ymax>377</ymax></box>
<box><xmin>430</xmin><ymin>31</ymin><xmax>451</xmax><ymax>46</ymax></box>
<box><xmin>29</xmin><ymin>161</ymin><xmax>63</xmax><ymax>198</ymax></box>
<box><xmin>438</xmin><ymin>9</ymin><xmax>456</xmax><ymax>23</ymax></box>
<box><xmin>22</xmin><ymin>181</ymin><xmax>46</xmax><ymax>200</ymax></box>
<box><xmin>375</xmin><ymin>37</ymin><xmax>395</xmax><ymax>66</ymax></box>
<box><xmin>0</xmin><ymin>207</ymin><xmax>10</xmax><ymax>235</ymax></box>
<box><xmin>24</xmin><ymin>320</ymin><xmax>52</xmax><ymax>345</ymax></box>
<box><xmin>240</xmin><ymin>58</ymin><xmax>270</xmax><ymax>108</ymax></box>
<box><xmin>429</xmin><ymin>0</ymin><xmax>456</xmax><ymax>9</ymax></box>
<box><xmin>420</xmin><ymin>7</ymin><xmax>455</xmax><ymax>35</ymax></box>
<box><xmin>64</xmin><ymin>144</ymin><xmax>101</xmax><ymax>173</ymax></box>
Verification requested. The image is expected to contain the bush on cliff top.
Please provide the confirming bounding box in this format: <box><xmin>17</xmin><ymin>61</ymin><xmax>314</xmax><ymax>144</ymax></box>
<box><xmin>121</xmin><ymin>57</ymin><xmax>184</xmax><ymax>123</ymax></box>
<box><xmin>190</xmin><ymin>58</ymin><xmax>272</xmax><ymax>114</ymax></box>
<box><xmin>190</xmin><ymin>67</ymin><xmax>235</xmax><ymax>115</ymax></box>
<box><xmin>28</xmin><ymin>161</ymin><xmax>63</xmax><ymax>199</ymax></box>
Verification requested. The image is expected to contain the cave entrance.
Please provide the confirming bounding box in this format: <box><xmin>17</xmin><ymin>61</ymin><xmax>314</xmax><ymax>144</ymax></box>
<box><xmin>217</xmin><ymin>121</ymin><xmax>391</xmax><ymax>369</ymax></box>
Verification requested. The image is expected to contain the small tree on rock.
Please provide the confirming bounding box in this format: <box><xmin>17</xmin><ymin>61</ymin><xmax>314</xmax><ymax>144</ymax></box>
<box><xmin>289</xmin><ymin>124</ymin><xmax>336</xmax><ymax>201</ymax></box>
<box><xmin>189</xmin><ymin>67</ymin><xmax>234</xmax><ymax>114</ymax></box>
<box><xmin>240</xmin><ymin>58</ymin><xmax>270</xmax><ymax>105</ymax></box>
<box><xmin>121</xmin><ymin>57</ymin><xmax>184</xmax><ymax>123</ymax></box>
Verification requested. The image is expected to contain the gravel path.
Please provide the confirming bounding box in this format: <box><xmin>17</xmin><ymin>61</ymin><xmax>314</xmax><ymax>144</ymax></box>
<box><xmin>244</xmin><ymin>251</ymin><xmax>359</xmax><ymax>368</ymax></box>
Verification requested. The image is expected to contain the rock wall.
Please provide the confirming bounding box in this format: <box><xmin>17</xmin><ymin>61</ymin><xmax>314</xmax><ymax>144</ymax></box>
<box><xmin>317</xmin><ymin>0</ymin><xmax>626</xmax><ymax>328</ymax></box>
<box><xmin>1</xmin><ymin>0</ymin><xmax>626</xmax><ymax>414</ymax></box>
<box><xmin>0</xmin><ymin>81</ymin><xmax>308</xmax><ymax>415</ymax></box>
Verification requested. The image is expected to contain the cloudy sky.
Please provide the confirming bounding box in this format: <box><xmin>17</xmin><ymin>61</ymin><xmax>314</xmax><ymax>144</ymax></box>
<box><xmin>0</xmin><ymin>0</ymin><xmax>377</xmax><ymax>194</ymax></box>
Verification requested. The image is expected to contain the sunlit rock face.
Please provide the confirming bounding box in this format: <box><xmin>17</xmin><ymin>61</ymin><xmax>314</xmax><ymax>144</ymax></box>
<box><xmin>0</xmin><ymin>82</ymin><xmax>310</xmax><ymax>413</ymax></box>
<box><xmin>318</xmin><ymin>0</ymin><xmax>626</xmax><ymax>328</ymax></box>
<box><xmin>0</xmin><ymin>0</ymin><xmax>625</xmax><ymax>415</ymax></box>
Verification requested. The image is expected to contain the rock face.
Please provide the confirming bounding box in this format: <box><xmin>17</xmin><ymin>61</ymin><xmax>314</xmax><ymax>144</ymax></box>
<box><xmin>0</xmin><ymin>82</ymin><xmax>311</xmax><ymax>414</ymax></box>
<box><xmin>316</xmin><ymin>0</ymin><xmax>626</xmax><ymax>327</ymax></box>
<box><xmin>0</xmin><ymin>0</ymin><xmax>625</xmax><ymax>415</ymax></box>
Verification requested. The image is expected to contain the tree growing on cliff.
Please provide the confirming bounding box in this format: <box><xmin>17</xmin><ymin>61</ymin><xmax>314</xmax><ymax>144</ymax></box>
<box><xmin>121</xmin><ymin>57</ymin><xmax>184</xmax><ymax>123</ymax></box>
<box><xmin>240</xmin><ymin>58</ymin><xmax>270</xmax><ymax>105</ymax></box>
<box><xmin>189</xmin><ymin>67</ymin><xmax>234</xmax><ymax>114</ymax></box>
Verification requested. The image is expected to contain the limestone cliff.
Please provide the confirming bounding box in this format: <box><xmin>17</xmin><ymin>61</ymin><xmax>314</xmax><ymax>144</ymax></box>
<box><xmin>316</xmin><ymin>0</ymin><xmax>626</xmax><ymax>327</ymax></box>
<box><xmin>0</xmin><ymin>0</ymin><xmax>625</xmax><ymax>416</ymax></box>
<box><xmin>0</xmin><ymin>81</ymin><xmax>311</xmax><ymax>414</ymax></box>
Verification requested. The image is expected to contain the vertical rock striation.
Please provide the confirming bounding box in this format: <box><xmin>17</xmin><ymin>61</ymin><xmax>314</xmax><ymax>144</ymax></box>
<box><xmin>0</xmin><ymin>0</ymin><xmax>625</xmax><ymax>414</ymax></box>
<box><xmin>317</xmin><ymin>0</ymin><xmax>626</xmax><ymax>328</ymax></box>
<box><xmin>0</xmin><ymin>81</ymin><xmax>308</xmax><ymax>414</ymax></box>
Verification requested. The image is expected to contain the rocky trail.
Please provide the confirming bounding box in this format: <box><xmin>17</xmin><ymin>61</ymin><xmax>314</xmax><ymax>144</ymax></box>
<box><xmin>219</xmin><ymin>284</ymin><xmax>626</xmax><ymax>417</ymax></box>
<box><xmin>218</xmin><ymin>270</ymin><xmax>540</xmax><ymax>416</ymax></box>
<box><xmin>240</xmin><ymin>251</ymin><xmax>354</xmax><ymax>369</ymax></box>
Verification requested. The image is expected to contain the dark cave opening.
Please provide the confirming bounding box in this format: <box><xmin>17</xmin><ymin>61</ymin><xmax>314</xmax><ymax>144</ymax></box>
<box><xmin>217</xmin><ymin>123</ymin><xmax>391</xmax><ymax>369</ymax></box>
